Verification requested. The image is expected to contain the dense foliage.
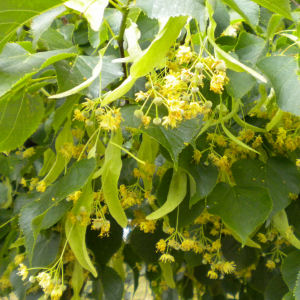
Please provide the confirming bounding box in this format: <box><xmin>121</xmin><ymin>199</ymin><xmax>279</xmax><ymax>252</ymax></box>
<box><xmin>0</xmin><ymin>0</ymin><xmax>300</xmax><ymax>299</ymax></box>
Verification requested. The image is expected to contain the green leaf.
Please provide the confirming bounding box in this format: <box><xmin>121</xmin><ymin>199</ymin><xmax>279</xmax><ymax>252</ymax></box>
<box><xmin>250</xmin><ymin>0</ymin><xmax>292</xmax><ymax>20</ymax></box>
<box><xmin>207</xmin><ymin>182</ymin><xmax>272</xmax><ymax>245</ymax></box>
<box><xmin>266</xmin><ymin>157</ymin><xmax>300</xmax><ymax>216</ymax></box>
<box><xmin>136</xmin><ymin>0</ymin><xmax>205</xmax><ymax>20</ymax></box>
<box><xmin>235</xmin><ymin>32</ymin><xmax>266</xmax><ymax>65</ymax></box>
<box><xmin>0</xmin><ymin>0</ymin><xmax>64</xmax><ymax>50</ymax></box>
<box><xmin>31</xmin><ymin>5</ymin><xmax>66</xmax><ymax>47</ymax></box>
<box><xmin>178</xmin><ymin>146</ymin><xmax>218</xmax><ymax>206</ymax></box>
<box><xmin>99</xmin><ymin>266</ymin><xmax>124</xmax><ymax>300</ymax></box>
<box><xmin>272</xmin><ymin>210</ymin><xmax>300</xmax><ymax>250</ymax></box>
<box><xmin>0</xmin><ymin>90</ymin><xmax>44</xmax><ymax>152</ymax></box>
<box><xmin>102</xmin><ymin>16</ymin><xmax>187</xmax><ymax>105</ymax></box>
<box><xmin>226</xmin><ymin>70</ymin><xmax>256</xmax><ymax>98</ymax></box>
<box><xmin>71</xmin><ymin>262</ymin><xmax>85</xmax><ymax>300</ymax></box>
<box><xmin>32</xmin><ymin>231</ymin><xmax>61</xmax><ymax>267</ymax></box>
<box><xmin>0</xmin><ymin>43</ymin><xmax>77</xmax><ymax>97</ymax></box>
<box><xmin>65</xmin><ymin>0</ymin><xmax>109</xmax><ymax>31</ymax></box>
<box><xmin>121</xmin><ymin>106</ymin><xmax>203</xmax><ymax>165</ymax></box>
<box><xmin>282</xmin><ymin>251</ymin><xmax>300</xmax><ymax>292</ymax></box>
<box><xmin>52</xmin><ymin>95</ymin><xmax>80</xmax><ymax>132</ymax></box>
<box><xmin>86</xmin><ymin>215</ymin><xmax>123</xmax><ymax>266</ymax></box>
<box><xmin>222</xmin><ymin>0</ymin><xmax>260</xmax><ymax>28</ymax></box>
<box><xmin>159</xmin><ymin>262</ymin><xmax>175</xmax><ymax>289</ymax></box>
<box><xmin>54</xmin><ymin>55</ymin><xmax>123</xmax><ymax>99</ymax></box>
<box><xmin>65</xmin><ymin>182</ymin><xmax>98</xmax><ymax>277</ymax></box>
<box><xmin>101</xmin><ymin>130</ymin><xmax>127</xmax><ymax>228</ymax></box>
<box><xmin>146</xmin><ymin>118</ymin><xmax>203</xmax><ymax>165</ymax></box>
<box><xmin>43</xmin><ymin>120</ymin><xmax>73</xmax><ymax>184</ymax></box>
<box><xmin>147</xmin><ymin>169</ymin><xmax>187</xmax><ymax>220</ymax></box>
<box><xmin>19</xmin><ymin>158</ymin><xmax>96</xmax><ymax>260</ymax></box>
<box><xmin>232</xmin><ymin>157</ymin><xmax>300</xmax><ymax>217</ymax></box>
<box><xmin>38</xmin><ymin>149</ymin><xmax>56</xmax><ymax>177</ymax></box>
<box><xmin>206</xmin><ymin>1</ymin><xmax>267</xmax><ymax>83</ymax></box>
<box><xmin>257</xmin><ymin>56</ymin><xmax>300</xmax><ymax>116</ymax></box>
<box><xmin>49</xmin><ymin>55</ymin><xmax>103</xmax><ymax>99</ymax></box>
<box><xmin>294</xmin><ymin>271</ymin><xmax>300</xmax><ymax>300</ymax></box>
<box><xmin>264</xmin><ymin>273</ymin><xmax>289</xmax><ymax>300</ymax></box>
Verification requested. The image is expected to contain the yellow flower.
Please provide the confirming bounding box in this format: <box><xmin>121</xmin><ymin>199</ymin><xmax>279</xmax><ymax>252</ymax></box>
<box><xmin>23</xmin><ymin>147</ymin><xmax>35</xmax><ymax>158</ymax></box>
<box><xmin>238</xmin><ymin>129</ymin><xmax>255</xmax><ymax>143</ymax></box>
<box><xmin>14</xmin><ymin>254</ymin><xmax>24</xmax><ymax>265</ymax></box>
<box><xmin>156</xmin><ymin>239</ymin><xmax>167</xmax><ymax>253</ymax></box>
<box><xmin>265</xmin><ymin>260</ymin><xmax>276</xmax><ymax>270</ymax></box>
<box><xmin>257</xmin><ymin>233</ymin><xmax>268</xmax><ymax>243</ymax></box>
<box><xmin>159</xmin><ymin>254</ymin><xmax>175</xmax><ymax>263</ymax></box>
<box><xmin>142</xmin><ymin>115</ymin><xmax>151</xmax><ymax>127</ymax></box>
<box><xmin>50</xmin><ymin>285</ymin><xmax>65</xmax><ymax>300</ymax></box>
<box><xmin>37</xmin><ymin>272</ymin><xmax>52</xmax><ymax>290</ymax></box>
<box><xmin>20</xmin><ymin>177</ymin><xmax>27</xmax><ymax>187</ymax></box>
<box><xmin>211</xmin><ymin>239</ymin><xmax>221</xmax><ymax>252</ymax></box>
<box><xmin>98</xmin><ymin>108</ymin><xmax>122</xmax><ymax>131</ymax></box>
<box><xmin>210</xmin><ymin>73</ymin><xmax>226</xmax><ymax>94</ymax></box>
<box><xmin>220</xmin><ymin>261</ymin><xmax>236</xmax><ymax>274</ymax></box>
<box><xmin>175</xmin><ymin>45</ymin><xmax>193</xmax><ymax>64</ymax></box>
<box><xmin>17</xmin><ymin>264</ymin><xmax>28</xmax><ymax>281</ymax></box>
<box><xmin>252</xmin><ymin>135</ymin><xmax>263</xmax><ymax>148</ymax></box>
<box><xmin>168</xmin><ymin>239</ymin><xmax>180</xmax><ymax>250</ymax></box>
<box><xmin>66</xmin><ymin>191</ymin><xmax>82</xmax><ymax>203</ymax></box>
<box><xmin>193</xmin><ymin>149</ymin><xmax>202</xmax><ymax>164</ymax></box>
<box><xmin>207</xmin><ymin>270</ymin><xmax>218</xmax><ymax>279</ymax></box>
<box><xmin>296</xmin><ymin>159</ymin><xmax>300</xmax><ymax>167</ymax></box>
<box><xmin>73</xmin><ymin>109</ymin><xmax>86</xmax><ymax>122</ymax></box>
<box><xmin>139</xmin><ymin>220</ymin><xmax>156</xmax><ymax>233</ymax></box>
<box><xmin>36</xmin><ymin>180</ymin><xmax>47</xmax><ymax>193</ymax></box>
<box><xmin>181</xmin><ymin>239</ymin><xmax>196</xmax><ymax>251</ymax></box>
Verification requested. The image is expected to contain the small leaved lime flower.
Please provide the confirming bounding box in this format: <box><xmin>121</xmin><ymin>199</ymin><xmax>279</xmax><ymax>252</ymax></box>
<box><xmin>73</xmin><ymin>109</ymin><xmax>86</xmax><ymax>122</ymax></box>
<box><xmin>207</xmin><ymin>270</ymin><xmax>218</xmax><ymax>279</ymax></box>
<box><xmin>14</xmin><ymin>254</ymin><xmax>24</xmax><ymax>265</ymax></box>
<box><xmin>265</xmin><ymin>260</ymin><xmax>276</xmax><ymax>270</ymax></box>
<box><xmin>181</xmin><ymin>239</ymin><xmax>195</xmax><ymax>251</ymax></box>
<box><xmin>159</xmin><ymin>253</ymin><xmax>175</xmax><ymax>263</ymax></box>
<box><xmin>156</xmin><ymin>239</ymin><xmax>167</xmax><ymax>253</ymax></box>
<box><xmin>257</xmin><ymin>233</ymin><xmax>268</xmax><ymax>243</ymax></box>
<box><xmin>139</xmin><ymin>220</ymin><xmax>156</xmax><ymax>233</ymax></box>
<box><xmin>176</xmin><ymin>45</ymin><xmax>193</xmax><ymax>64</ymax></box>
<box><xmin>210</xmin><ymin>73</ymin><xmax>226</xmax><ymax>94</ymax></box>
<box><xmin>193</xmin><ymin>149</ymin><xmax>202</xmax><ymax>164</ymax></box>
<box><xmin>220</xmin><ymin>261</ymin><xmax>236</xmax><ymax>274</ymax></box>
<box><xmin>23</xmin><ymin>147</ymin><xmax>35</xmax><ymax>158</ymax></box>
<box><xmin>252</xmin><ymin>135</ymin><xmax>263</xmax><ymax>148</ymax></box>
<box><xmin>50</xmin><ymin>285</ymin><xmax>65</xmax><ymax>300</ymax></box>
<box><xmin>20</xmin><ymin>177</ymin><xmax>27</xmax><ymax>187</ymax></box>
<box><xmin>98</xmin><ymin>108</ymin><xmax>122</xmax><ymax>131</ymax></box>
<box><xmin>37</xmin><ymin>272</ymin><xmax>52</xmax><ymax>290</ymax></box>
<box><xmin>17</xmin><ymin>264</ymin><xmax>28</xmax><ymax>281</ymax></box>
<box><xmin>168</xmin><ymin>239</ymin><xmax>180</xmax><ymax>250</ymax></box>
<box><xmin>99</xmin><ymin>220</ymin><xmax>110</xmax><ymax>237</ymax></box>
<box><xmin>296</xmin><ymin>159</ymin><xmax>300</xmax><ymax>167</ymax></box>
<box><xmin>66</xmin><ymin>191</ymin><xmax>82</xmax><ymax>203</ymax></box>
<box><xmin>36</xmin><ymin>180</ymin><xmax>47</xmax><ymax>193</ymax></box>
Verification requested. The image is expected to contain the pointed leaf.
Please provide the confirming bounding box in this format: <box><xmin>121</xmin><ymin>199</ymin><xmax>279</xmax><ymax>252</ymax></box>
<box><xmin>207</xmin><ymin>182</ymin><xmax>272</xmax><ymax>245</ymax></box>
<box><xmin>147</xmin><ymin>169</ymin><xmax>187</xmax><ymax>220</ymax></box>
<box><xmin>0</xmin><ymin>90</ymin><xmax>44</xmax><ymax>152</ymax></box>
<box><xmin>257</xmin><ymin>56</ymin><xmax>300</xmax><ymax>116</ymax></box>
<box><xmin>65</xmin><ymin>182</ymin><xmax>98</xmax><ymax>277</ymax></box>
<box><xmin>0</xmin><ymin>0</ymin><xmax>64</xmax><ymax>50</ymax></box>
<box><xmin>101</xmin><ymin>130</ymin><xmax>127</xmax><ymax>228</ymax></box>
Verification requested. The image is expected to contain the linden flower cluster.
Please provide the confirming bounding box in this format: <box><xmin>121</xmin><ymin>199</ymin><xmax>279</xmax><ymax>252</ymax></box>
<box><xmin>133</xmin><ymin>45</ymin><xmax>229</xmax><ymax>129</ymax></box>
<box><xmin>73</xmin><ymin>102</ymin><xmax>123</xmax><ymax>132</ymax></box>
<box><xmin>17</xmin><ymin>265</ymin><xmax>66</xmax><ymax>300</ymax></box>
